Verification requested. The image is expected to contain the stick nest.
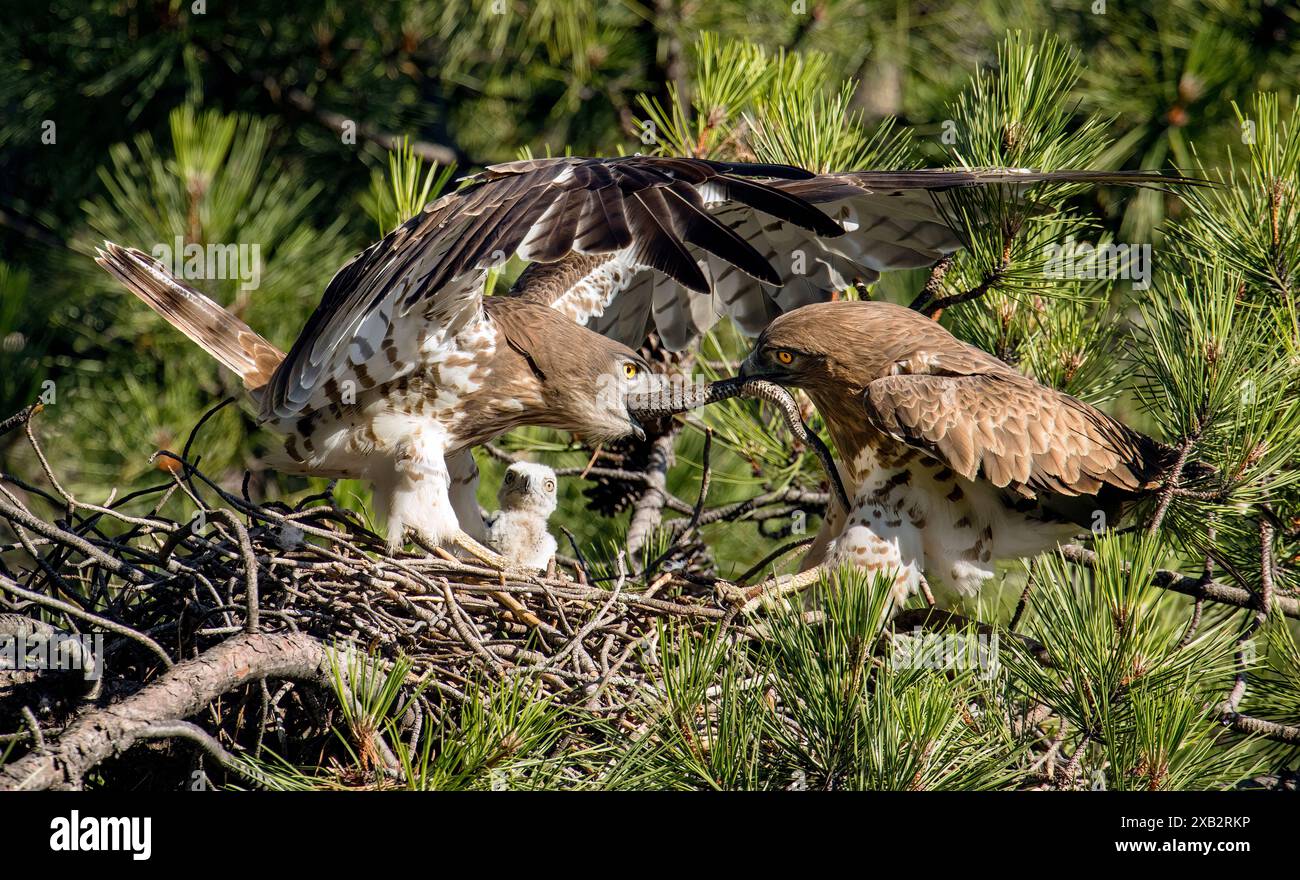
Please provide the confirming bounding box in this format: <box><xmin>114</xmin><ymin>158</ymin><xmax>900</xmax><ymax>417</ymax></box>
<box><xmin>0</xmin><ymin>402</ymin><xmax>804</xmax><ymax>788</ymax></box>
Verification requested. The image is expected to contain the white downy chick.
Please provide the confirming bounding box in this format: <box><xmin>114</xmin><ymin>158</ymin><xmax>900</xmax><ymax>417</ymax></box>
<box><xmin>486</xmin><ymin>462</ymin><xmax>558</xmax><ymax>570</ymax></box>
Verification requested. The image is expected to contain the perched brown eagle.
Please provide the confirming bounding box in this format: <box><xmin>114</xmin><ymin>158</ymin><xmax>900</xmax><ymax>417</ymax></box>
<box><xmin>738</xmin><ymin>301</ymin><xmax>1204</xmax><ymax>604</ymax></box>
<box><xmin>95</xmin><ymin>155</ymin><xmax>1169</xmax><ymax>569</ymax></box>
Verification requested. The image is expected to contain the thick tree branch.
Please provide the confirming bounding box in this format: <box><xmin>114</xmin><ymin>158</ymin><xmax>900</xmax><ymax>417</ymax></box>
<box><xmin>626</xmin><ymin>428</ymin><xmax>678</xmax><ymax>565</ymax></box>
<box><xmin>0</xmin><ymin>631</ymin><xmax>335</xmax><ymax>791</ymax></box>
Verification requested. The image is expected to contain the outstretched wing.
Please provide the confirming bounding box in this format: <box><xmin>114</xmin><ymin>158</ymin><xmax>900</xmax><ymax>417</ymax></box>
<box><xmin>515</xmin><ymin>167</ymin><xmax>1181</xmax><ymax>351</ymax></box>
<box><xmin>862</xmin><ymin>369</ymin><xmax>1176</xmax><ymax>499</ymax></box>
<box><xmin>261</xmin><ymin>156</ymin><xmax>843</xmax><ymax>421</ymax></box>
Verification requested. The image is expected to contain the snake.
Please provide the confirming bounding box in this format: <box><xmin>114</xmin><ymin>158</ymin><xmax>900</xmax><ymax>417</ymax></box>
<box><xmin>628</xmin><ymin>376</ymin><xmax>852</xmax><ymax>515</ymax></box>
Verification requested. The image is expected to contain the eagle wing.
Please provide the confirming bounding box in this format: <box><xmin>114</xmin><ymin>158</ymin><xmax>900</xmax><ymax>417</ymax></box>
<box><xmin>515</xmin><ymin>168</ymin><xmax>1178</xmax><ymax>351</ymax></box>
<box><xmin>862</xmin><ymin>369</ymin><xmax>1174</xmax><ymax>498</ymax></box>
<box><xmin>261</xmin><ymin>156</ymin><xmax>843</xmax><ymax>421</ymax></box>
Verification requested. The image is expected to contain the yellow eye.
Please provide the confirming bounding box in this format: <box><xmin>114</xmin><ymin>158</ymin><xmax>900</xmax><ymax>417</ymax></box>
<box><xmin>775</xmin><ymin>350</ymin><xmax>795</xmax><ymax>365</ymax></box>
<box><xmin>623</xmin><ymin>363</ymin><xmax>640</xmax><ymax>379</ymax></box>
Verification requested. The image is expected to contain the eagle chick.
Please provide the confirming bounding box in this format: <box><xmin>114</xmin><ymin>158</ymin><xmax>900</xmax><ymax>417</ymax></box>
<box><xmin>486</xmin><ymin>462</ymin><xmax>558</xmax><ymax>570</ymax></box>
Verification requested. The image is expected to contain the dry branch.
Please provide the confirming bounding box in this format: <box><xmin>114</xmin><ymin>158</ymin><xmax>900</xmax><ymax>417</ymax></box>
<box><xmin>0</xmin><ymin>632</ymin><xmax>332</xmax><ymax>790</ymax></box>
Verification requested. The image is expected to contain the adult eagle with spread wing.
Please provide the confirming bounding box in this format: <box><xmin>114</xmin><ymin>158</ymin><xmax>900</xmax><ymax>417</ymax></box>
<box><xmin>95</xmin><ymin>155</ymin><xmax>1170</xmax><ymax>570</ymax></box>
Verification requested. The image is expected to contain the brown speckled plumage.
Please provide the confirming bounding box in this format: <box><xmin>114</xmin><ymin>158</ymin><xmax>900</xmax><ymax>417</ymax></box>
<box><xmin>741</xmin><ymin>300</ymin><xmax>1192</xmax><ymax>604</ymax></box>
<box><xmin>96</xmin><ymin>157</ymin><xmax>1184</xmax><ymax>561</ymax></box>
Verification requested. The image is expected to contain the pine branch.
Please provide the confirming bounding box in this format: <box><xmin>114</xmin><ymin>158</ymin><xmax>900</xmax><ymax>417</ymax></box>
<box><xmin>1057</xmin><ymin>543</ymin><xmax>1299</xmax><ymax>619</ymax></box>
<box><xmin>0</xmin><ymin>403</ymin><xmax>42</xmax><ymax>439</ymax></box>
<box><xmin>1225</xmin><ymin>712</ymin><xmax>1300</xmax><ymax>745</ymax></box>
<box><xmin>916</xmin><ymin>244</ymin><xmax>1013</xmax><ymax>318</ymax></box>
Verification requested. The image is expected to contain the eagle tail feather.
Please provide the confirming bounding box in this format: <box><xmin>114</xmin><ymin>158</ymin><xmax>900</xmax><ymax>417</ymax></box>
<box><xmin>94</xmin><ymin>242</ymin><xmax>285</xmax><ymax>392</ymax></box>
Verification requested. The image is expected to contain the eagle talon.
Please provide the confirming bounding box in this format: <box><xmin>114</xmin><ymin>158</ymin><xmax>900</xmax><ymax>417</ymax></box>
<box><xmin>721</xmin><ymin>567</ymin><xmax>827</xmax><ymax>614</ymax></box>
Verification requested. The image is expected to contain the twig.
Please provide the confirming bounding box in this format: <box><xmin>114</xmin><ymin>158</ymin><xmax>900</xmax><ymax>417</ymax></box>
<box><xmin>136</xmin><ymin>721</ymin><xmax>272</xmax><ymax>789</ymax></box>
<box><xmin>0</xmin><ymin>573</ymin><xmax>173</xmax><ymax>668</ymax></box>
<box><xmin>0</xmin><ymin>403</ymin><xmax>43</xmax><ymax>439</ymax></box>
<box><xmin>642</xmin><ymin>429</ymin><xmax>713</xmax><ymax>576</ymax></box>
<box><xmin>1058</xmin><ymin>543</ymin><xmax>1298</xmax><ymax>619</ymax></box>
<box><xmin>210</xmin><ymin>510</ymin><xmax>260</xmax><ymax>634</ymax></box>
<box><xmin>1146</xmin><ymin>434</ymin><xmax>1197</xmax><ymax>535</ymax></box>
<box><xmin>1221</xmin><ymin>517</ymin><xmax>1276</xmax><ymax>717</ymax></box>
<box><xmin>735</xmin><ymin>538</ymin><xmax>815</xmax><ymax>586</ymax></box>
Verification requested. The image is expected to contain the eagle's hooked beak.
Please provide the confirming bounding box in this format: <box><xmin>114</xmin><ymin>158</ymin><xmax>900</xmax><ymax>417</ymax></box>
<box><xmin>738</xmin><ymin>349</ymin><xmax>772</xmax><ymax>382</ymax></box>
<box><xmin>627</xmin><ymin>413</ymin><xmax>646</xmax><ymax>441</ymax></box>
